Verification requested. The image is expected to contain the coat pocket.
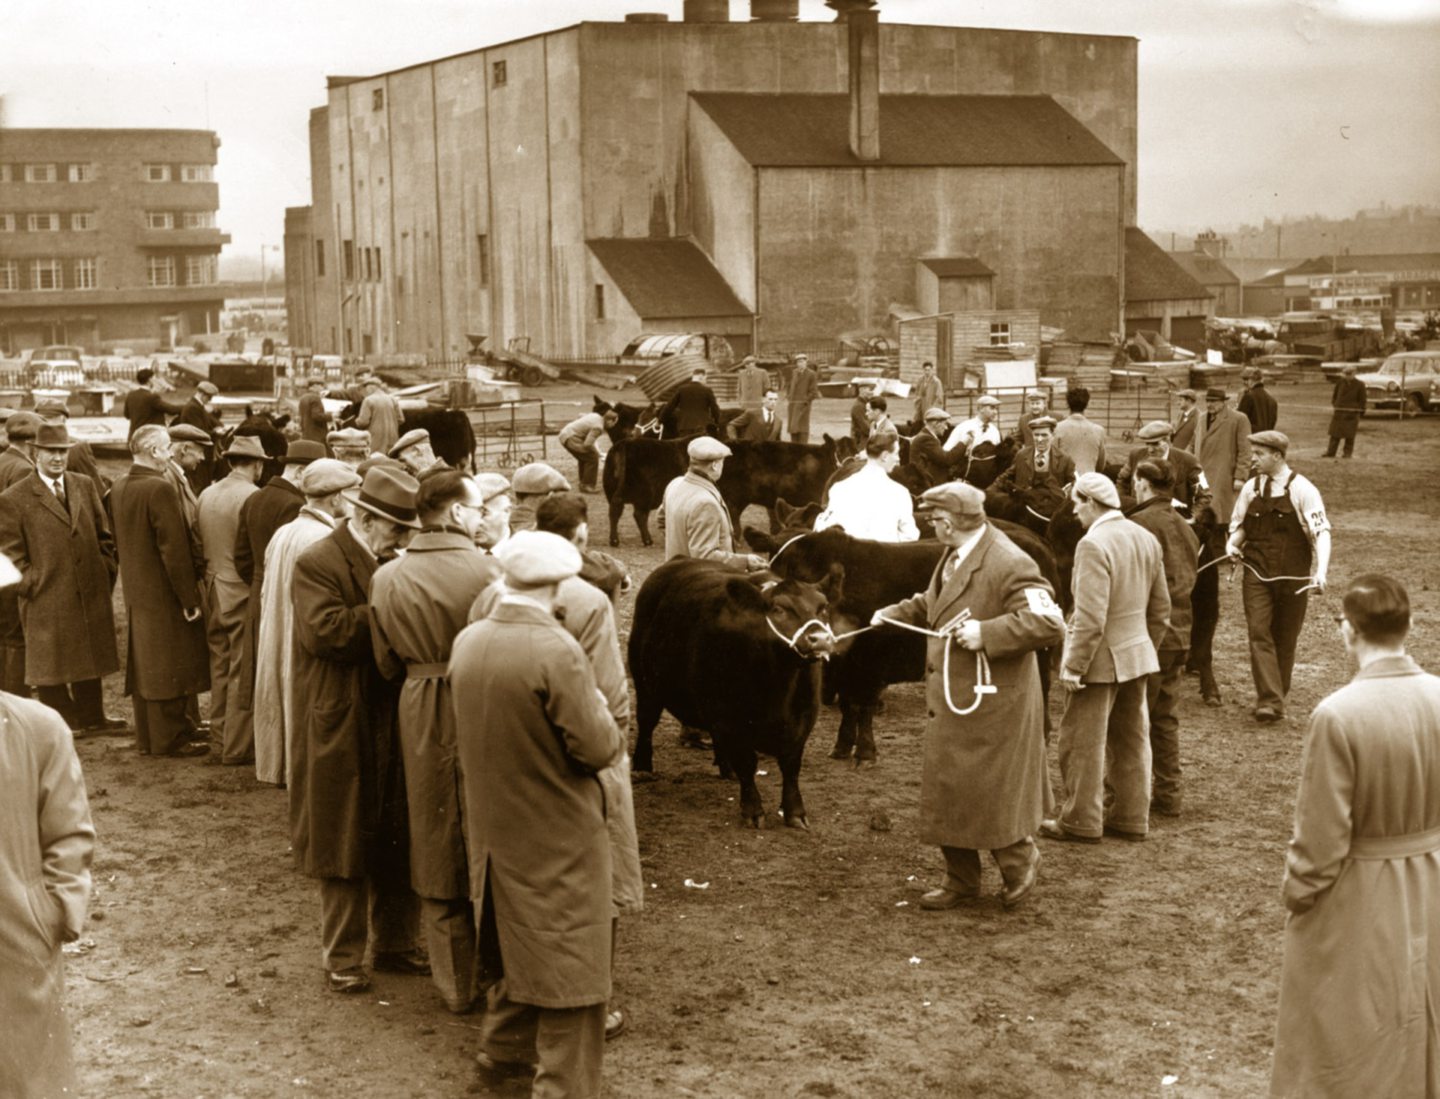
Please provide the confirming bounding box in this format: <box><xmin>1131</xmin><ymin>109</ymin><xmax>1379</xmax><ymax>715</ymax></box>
<box><xmin>25</xmin><ymin>881</ymin><xmax>63</xmax><ymax>952</ymax></box>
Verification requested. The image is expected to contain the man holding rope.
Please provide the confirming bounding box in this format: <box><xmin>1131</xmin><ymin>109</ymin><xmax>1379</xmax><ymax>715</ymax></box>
<box><xmin>1225</xmin><ymin>430</ymin><xmax>1331</xmax><ymax>723</ymax></box>
<box><xmin>870</xmin><ymin>481</ymin><xmax>1064</xmax><ymax>910</ymax></box>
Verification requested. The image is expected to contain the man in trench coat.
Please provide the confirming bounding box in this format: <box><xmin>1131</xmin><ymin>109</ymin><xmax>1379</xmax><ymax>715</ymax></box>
<box><xmin>451</xmin><ymin>530</ymin><xmax>626</xmax><ymax>1096</ymax></box>
<box><xmin>109</xmin><ymin>425</ymin><xmax>211</xmax><ymax>757</ymax></box>
<box><xmin>289</xmin><ymin>465</ymin><xmax>424</xmax><ymax>994</ymax></box>
<box><xmin>0</xmin><ymin>597</ymin><xmax>95</xmax><ymax>1099</ymax></box>
<box><xmin>371</xmin><ymin>471</ymin><xmax>501</xmax><ymax>1013</ymax></box>
<box><xmin>1272</xmin><ymin>575</ymin><xmax>1440</xmax><ymax>1098</ymax></box>
<box><xmin>785</xmin><ymin>354</ymin><xmax>820</xmax><ymax>444</ymax></box>
<box><xmin>872</xmin><ymin>482</ymin><xmax>1064</xmax><ymax>909</ymax></box>
<box><xmin>0</xmin><ymin>423</ymin><xmax>121</xmax><ymax>733</ymax></box>
<box><xmin>0</xmin><ymin>410</ymin><xmax>41</xmax><ymax>695</ymax></box>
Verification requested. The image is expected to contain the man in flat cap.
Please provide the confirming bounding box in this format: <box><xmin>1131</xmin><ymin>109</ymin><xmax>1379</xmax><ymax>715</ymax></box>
<box><xmin>252</xmin><ymin>460</ymin><xmax>358</xmax><ymax>787</ymax></box>
<box><xmin>297</xmin><ymin>377</ymin><xmax>332</xmax><ymax>448</ymax></box>
<box><xmin>556</xmin><ymin>409</ymin><xmax>609</xmax><ymax>494</ymax></box>
<box><xmin>0</xmin><ymin>424</ymin><xmax>122</xmax><ymax>734</ymax></box>
<box><xmin>390</xmin><ymin>428</ymin><xmax>444</xmax><ymax>479</ymax></box>
<box><xmin>1226</xmin><ymin>431</ymin><xmax>1331</xmax><ymax>723</ymax></box>
<box><xmin>735</xmin><ymin>355</ymin><xmax>769</xmax><ymax>415</ymax></box>
<box><xmin>510</xmin><ymin>462</ymin><xmax>571</xmax><ymax>534</ymax></box>
<box><xmin>1171</xmin><ymin>390</ymin><xmax>1200</xmax><ymax>453</ymax></box>
<box><xmin>34</xmin><ymin>401</ymin><xmax>106</xmax><ymax>489</ymax></box>
<box><xmin>1043</xmin><ymin>472</ymin><xmax>1168</xmax><ymax>843</ymax></box>
<box><xmin>0</xmin><ymin>411</ymin><xmax>42</xmax><ymax>491</ymax></box>
<box><xmin>356</xmin><ymin>377</ymin><xmax>402</xmax><ymax>457</ymax></box>
<box><xmin>451</xmin><ymin>530</ymin><xmax>625</xmax><ymax>1095</ymax></box>
<box><xmin>371</xmin><ymin>471</ymin><xmax>501</xmax><ymax>1014</ymax></box>
<box><xmin>1117</xmin><ymin>421</ymin><xmax>1211</xmax><ymax>517</ymax></box>
<box><xmin>1325</xmin><ymin>364</ymin><xmax>1367</xmax><ymax>458</ymax></box>
<box><xmin>109</xmin><ymin>425</ymin><xmax>211</xmax><ymax>757</ymax></box>
<box><xmin>662</xmin><ymin>436</ymin><xmax>765</xmax><ymax>572</ymax></box>
<box><xmin>1238</xmin><ymin>367</ymin><xmax>1278</xmax><ymax>433</ymax></box>
<box><xmin>849</xmin><ymin>382</ymin><xmax>874</xmax><ymax>447</ymax></box>
<box><xmin>195</xmin><ymin>435</ymin><xmax>267</xmax><ymax>764</ymax></box>
<box><xmin>943</xmin><ymin>395</ymin><xmax>1003</xmax><ymax>482</ymax></box>
<box><xmin>166</xmin><ymin>423</ymin><xmax>211</xmax><ymax>545</ymax></box>
<box><xmin>1052</xmin><ymin>387</ymin><xmax>1107</xmax><ymax>476</ymax></box>
<box><xmin>909</xmin><ymin>408</ymin><xmax>963</xmax><ymax>489</ymax></box>
<box><xmin>327</xmin><ymin>427</ymin><xmax>372</xmax><ymax>471</ymax></box>
<box><xmin>178</xmin><ymin>380</ymin><xmax>225</xmax><ymax>489</ymax></box>
<box><xmin>911</xmin><ymin>361</ymin><xmax>945</xmax><ymax>426</ymax></box>
<box><xmin>658</xmin><ymin>367</ymin><xmax>721</xmax><ymax>440</ymax></box>
<box><xmin>472</xmin><ymin>472</ymin><xmax>514</xmax><ymax>552</ymax></box>
<box><xmin>0</xmin><ymin>412</ymin><xmax>43</xmax><ymax>693</ymax></box>
<box><xmin>1012</xmin><ymin>391</ymin><xmax>1052</xmax><ymax>451</ymax></box>
<box><xmin>871</xmin><ymin>481</ymin><xmax>1064</xmax><ymax>909</ymax></box>
<box><xmin>986</xmin><ymin>415</ymin><xmax>1073</xmax><ymax>525</ymax></box>
<box><xmin>290</xmin><ymin>466</ymin><xmax>424</xmax><ymax>994</ymax></box>
<box><xmin>785</xmin><ymin>353</ymin><xmax>819</xmax><ymax>443</ymax></box>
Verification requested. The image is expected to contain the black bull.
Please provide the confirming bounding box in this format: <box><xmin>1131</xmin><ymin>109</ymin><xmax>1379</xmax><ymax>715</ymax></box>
<box><xmin>745</xmin><ymin>524</ymin><xmax>1061</xmax><ymax>765</ymax></box>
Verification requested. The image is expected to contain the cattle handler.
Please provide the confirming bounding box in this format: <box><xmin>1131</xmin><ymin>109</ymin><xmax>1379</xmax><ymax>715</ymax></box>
<box><xmin>1225</xmin><ymin>430</ymin><xmax>1331</xmax><ymax>723</ymax></box>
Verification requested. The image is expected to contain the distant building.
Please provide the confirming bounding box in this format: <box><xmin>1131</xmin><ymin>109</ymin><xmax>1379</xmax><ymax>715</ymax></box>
<box><xmin>285</xmin><ymin>2</ymin><xmax>1144</xmax><ymax>361</ymax></box>
<box><xmin>1168</xmin><ymin>240</ymin><xmax>1241</xmax><ymax>315</ymax></box>
<box><xmin>1280</xmin><ymin>253</ymin><xmax>1440</xmax><ymax>313</ymax></box>
<box><xmin>0</xmin><ymin>128</ymin><xmax>229</xmax><ymax>355</ymax></box>
<box><xmin>1124</xmin><ymin>228</ymin><xmax>1213</xmax><ymax>350</ymax></box>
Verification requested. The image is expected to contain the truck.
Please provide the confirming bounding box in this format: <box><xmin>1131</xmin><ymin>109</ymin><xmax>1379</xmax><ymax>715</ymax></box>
<box><xmin>1275</xmin><ymin>314</ymin><xmax>1371</xmax><ymax>363</ymax></box>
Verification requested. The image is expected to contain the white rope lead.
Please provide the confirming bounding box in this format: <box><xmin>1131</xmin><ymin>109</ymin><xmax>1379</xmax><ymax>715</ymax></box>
<box><xmin>1196</xmin><ymin>553</ymin><xmax>1320</xmax><ymax>593</ymax></box>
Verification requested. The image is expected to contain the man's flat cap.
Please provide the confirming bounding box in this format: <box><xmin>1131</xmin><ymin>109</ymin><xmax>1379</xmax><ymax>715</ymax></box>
<box><xmin>496</xmin><ymin>530</ymin><xmax>582</xmax><ymax>586</ymax></box>
<box><xmin>283</xmin><ymin>439</ymin><xmax>327</xmax><ymax>466</ymax></box>
<box><xmin>197</xmin><ymin>381</ymin><xmax>219</xmax><ymax>397</ymax></box>
<box><xmin>1074</xmin><ymin>471</ymin><xmax>1120</xmax><ymax>508</ymax></box>
<box><xmin>300</xmin><ymin>459</ymin><xmax>362</xmax><ymax>497</ymax></box>
<box><xmin>512</xmin><ymin>462</ymin><xmax>571</xmax><ymax>496</ymax></box>
<box><xmin>4</xmin><ymin>411</ymin><xmax>42</xmax><ymax>441</ymax></box>
<box><xmin>1248</xmin><ymin>430</ymin><xmax>1290</xmax><ymax>456</ymax></box>
<box><xmin>388</xmin><ymin>428</ymin><xmax>430</xmax><ymax>458</ymax></box>
<box><xmin>1175</xmin><ymin>388</ymin><xmax>1197</xmax><ymax>400</ymax></box>
<box><xmin>33</xmin><ymin>400</ymin><xmax>69</xmax><ymax>419</ymax></box>
<box><xmin>917</xmin><ymin>481</ymin><xmax>986</xmax><ymax>516</ymax></box>
<box><xmin>976</xmin><ymin>395</ymin><xmax>1001</xmax><ymax>408</ymax></box>
<box><xmin>1137</xmin><ymin>420</ymin><xmax>1174</xmax><ymax>441</ymax></box>
<box><xmin>327</xmin><ymin>427</ymin><xmax>370</xmax><ymax>449</ymax></box>
<box><xmin>1028</xmin><ymin>415</ymin><xmax>1057</xmax><ymax>431</ymax></box>
<box><xmin>168</xmin><ymin>424</ymin><xmax>212</xmax><ymax>445</ymax></box>
<box><xmin>923</xmin><ymin>407</ymin><xmax>952</xmax><ymax>423</ymax></box>
<box><xmin>687</xmin><ymin>436</ymin><xmax>732</xmax><ymax>461</ymax></box>
<box><xmin>357</xmin><ymin>456</ymin><xmax>406</xmax><ymax>475</ymax></box>
<box><xmin>473</xmin><ymin>471</ymin><xmax>512</xmax><ymax>502</ymax></box>
<box><xmin>224</xmin><ymin>435</ymin><xmax>268</xmax><ymax>460</ymax></box>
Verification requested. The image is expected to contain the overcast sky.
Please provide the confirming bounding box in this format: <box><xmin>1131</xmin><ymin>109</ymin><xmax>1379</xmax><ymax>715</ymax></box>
<box><xmin>4</xmin><ymin>0</ymin><xmax>1438</xmax><ymax>264</ymax></box>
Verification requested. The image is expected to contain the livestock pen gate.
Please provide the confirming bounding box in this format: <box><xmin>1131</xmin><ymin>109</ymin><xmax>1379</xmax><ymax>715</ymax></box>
<box><xmin>468</xmin><ymin>399</ymin><xmax>548</xmax><ymax>470</ymax></box>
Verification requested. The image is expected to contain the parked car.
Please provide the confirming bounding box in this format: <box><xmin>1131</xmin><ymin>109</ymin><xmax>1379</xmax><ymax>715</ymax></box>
<box><xmin>1356</xmin><ymin>350</ymin><xmax>1440</xmax><ymax>414</ymax></box>
<box><xmin>26</xmin><ymin>345</ymin><xmax>86</xmax><ymax>388</ymax></box>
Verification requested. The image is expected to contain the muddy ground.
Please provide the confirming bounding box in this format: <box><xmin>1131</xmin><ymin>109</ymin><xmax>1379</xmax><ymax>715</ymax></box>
<box><xmin>63</xmin><ymin>381</ymin><xmax>1439</xmax><ymax>1097</ymax></box>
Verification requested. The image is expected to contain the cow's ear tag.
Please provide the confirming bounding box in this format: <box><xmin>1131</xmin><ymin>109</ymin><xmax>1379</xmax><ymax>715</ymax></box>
<box><xmin>759</xmin><ymin>580</ymin><xmax>778</xmax><ymax>595</ymax></box>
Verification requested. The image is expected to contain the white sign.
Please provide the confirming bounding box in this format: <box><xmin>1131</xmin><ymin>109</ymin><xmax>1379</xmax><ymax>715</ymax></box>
<box><xmin>1206</xmin><ymin>349</ymin><xmax>1224</xmax><ymax>365</ymax></box>
<box><xmin>982</xmin><ymin>360</ymin><xmax>1038</xmax><ymax>390</ymax></box>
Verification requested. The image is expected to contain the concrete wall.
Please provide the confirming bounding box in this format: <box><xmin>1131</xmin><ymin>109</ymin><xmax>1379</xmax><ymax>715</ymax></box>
<box><xmin>688</xmin><ymin>104</ymin><xmax>757</xmax><ymax>314</ymax></box>
<box><xmin>756</xmin><ymin>164</ymin><xmax>1121</xmax><ymax>348</ymax></box>
<box><xmin>283</xmin><ymin>205</ymin><xmax>315</xmax><ymax>349</ymax></box>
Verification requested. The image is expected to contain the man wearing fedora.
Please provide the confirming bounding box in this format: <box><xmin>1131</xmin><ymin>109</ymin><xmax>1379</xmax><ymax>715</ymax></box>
<box><xmin>110</xmin><ymin>425</ymin><xmax>211</xmax><ymax>757</ymax></box>
<box><xmin>0</xmin><ymin>424</ymin><xmax>123</xmax><ymax>735</ymax></box>
<box><xmin>34</xmin><ymin>400</ymin><xmax>107</xmax><ymax>490</ymax></box>
<box><xmin>1326</xmin><ymin>364</ymin><xmax>1367</xmax><ymax>458</ymax></box>
<box><xmin>785</xmin><ymin>353</ymin><xmax>819</xmax><ymax>444</ymax></box>
<box><xmin>1238</xmin><ymin>367</ymin><xmax>1278</xmax><ymax>433</ymax></box>
<box><xmin>196</xmin><ymin>435</ymin><xmax>268</xmax><ymax>765</ymax></box>
<box><xmin>290</xmin><ymin>466</ymin><xmax>425</xmax><ymax>994</ymax></box>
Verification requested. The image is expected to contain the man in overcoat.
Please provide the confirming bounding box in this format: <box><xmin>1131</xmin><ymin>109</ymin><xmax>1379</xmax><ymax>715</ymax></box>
<box><xmin>1043</xmin><ymin>472</ymin><xmax>1168</xmax><ymax>842</ymax></box>
<box><xmin>0</xmin><ymin>411</ymin><xmax>41</xmax><ymax>694</ymax></box>
<box><xmin>662</xmin><ymin>436</ymin><xmax>765</xmax><ymax>571</ymax></box>
<box><xmin>0</xmin><ymin>566</ymin><xmax>95</xmax><ymax>1099</ymax></box>
<box><xmin>735</xmin><ymin>355</ymin><xmax>769</xmax><ymax>414</ymax></box>
<box><xmin>356</xmin><ymin>377</ymin><xmax>402</xmax><ymax>457</ymax></box>
<box><xmin>196</xmin><ymin>435</ymin><xmax>266</xmax><ymax>764</ymax></box>
<box><xmin>177</xmin><ymin>380</ymin><xmax>224</xmax><ymax>489</ymax></box>
<box><xmin>785</xmin><ymin>353</ymin><xmax>819</xmax><ymax>443</ymax></box>
<box><xmin>911</xmin><ymin>361</ymin><xmax>945</xmax><ymax>423</ymax></box>
<box><xmin>252</xmin><ymin>460</ymin><xmax>357</xmax><ymax>787</ymax></box>
<box><xmin>371</xmin><ymin>471</ymin><xmax>501</xmax><ymax>1013</ymax></box>
<box><xmin>297</xmin><ymin>376</ymin><xmax>331</xmax><ymax>447</ymax></box>
<box><xmin>35</xmin><ymin>400</ymin><xmax>107</xmax><ymax>489</ymax></box>
<box><xmin>1272</xmin><ymin>575</ymin><xmax>1440</xmax><ymax>1098</ymax></box>
<box><xmin>1238</xmin><ymin>367</ymin><xmax>1278</xmax><ymax>432</ymax></box>
<box><xmin>1171</xmin><ymin>389</ymin><xmax>1200</xmax><ymax>452</ymax></box>
<box><xmin>165</xmin><ymin>423</ymin><xmax>210</xmax><ymax>569</ymax></box>
<box><xmin>871</xmin><ymin>482</ymin><xmax>1065</xmax><ymax>909</ymax></box>
<box><xmin>657</xmin><ymin>368</ymin><xmax>721</xmax><ymax>439</ymax></box>
<box><xmin>109</xmin><ymin>425</ymin><xmax>211</xmax><ymax>757</ymax></box>
<box><xmin>289</xmin><ymin>465</ymin><xmax>424</xmax><ymax>993</ymax></box>
<box><xmin>1324</xmin><ymin>364</ymin><xmax>1366</xmax><ymax>458</ymax></box>
<box><xmin>0</xmin><ymin>424</ymin><xmax>122</xmax><ymax>734</ymax></box>
<box><xmin>123</xmin><ymin>367</ymin><xmax>174</xmax><ymax>438</ymax></box>
<box><xmin>450</xmin><ymin>530</ymin><xmax>626</xmax><ymax>1095</ymax></box>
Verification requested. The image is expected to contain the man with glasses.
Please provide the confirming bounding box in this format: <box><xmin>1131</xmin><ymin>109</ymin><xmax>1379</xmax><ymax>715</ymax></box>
<box><xmin>473</xmin><ymin>472</ymin><xmax>514</xmax><ymax>552</ymax></box>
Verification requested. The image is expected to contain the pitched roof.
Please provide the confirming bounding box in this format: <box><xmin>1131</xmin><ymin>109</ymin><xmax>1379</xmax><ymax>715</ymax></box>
<box><xmin>1284</xmin><ymin>252</ymin><xmax>1440</xmax><ymax>276</ymax></box>
<box><xmin>1167</xmin><ymin>250</ymin><xmax>1239</xmax><ymax>287</ymax></box>
<box><xmin>587</xmin><ymin>238</ymin><xmax>750</xmax><ymax>320</ymax></box>
<box><xmin>920</xmin><ymin>257</ymin><xmax>995</xmax><ymax>279</ymax></box>
<box><xmin>1126</xmin><ymin>229</ymin><xmax>1211</xmax><ymax>304</ymax></box>
<box><xmin>691</xmin><ymin>93</ymin><xmax>1123</xmax><ymax>168</ymax></box>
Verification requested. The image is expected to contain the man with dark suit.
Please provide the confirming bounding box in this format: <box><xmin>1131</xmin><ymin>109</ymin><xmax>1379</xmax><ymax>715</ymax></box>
<box><xmin>1325</xmin><ymin>364</ymin><xmax>1367</xmax><ymax>458</ymax></box>
<box><xmin>785</xmin><ymin>354</ymin><xmax>819</xmax><ymax>444</ymax></box>
<box><xmin>0</xmin><ymin>412</ymin><xmax>41</xmax><ymax>694</ymax></box>
<box><xmin>727</xmin><ymin>390</ymin><xmax>783</xmax><ymax>442</ymax></box>
<box><xmin>908</xmin><ymin>408</ymin><xmax>962</xmax><ymax>489</ymax></box>
<box><xmin>849</xmin><ymin>384</ymin><xmax>874</xmax><ymax>447</ymax></box>
<box><xmin>123</xmin><ymin>368</ymin><xmax>176</xmax><ymax>438</ymax></box>
<box><xmin>1043</xmin><ymin>472</ymin><xmax>1169</xmax><ymax>843</ymax></box>
<box><xmin>658</xmin><ymin>368</ymin><xmax>721</xmax><ymax>438</ymax></box>
<box><xmin>1171</xmin><ymin>389</ymin><xmax>1200</xmax><ymax>452</ymax></box>
<box><xmin>986</xmin><ymin>416</ymin><xmax>1074</xmax><ymax>521</ymax></box>
<box><xmin>35</xmin><ymin>401</ymin><xmax>107</xmax><ymax>490</ymax></box>
<box><xmin>297</xmin><ymin>377</ymin><xmax>332</xmax><ymax>448</ymax></box>
<box><xmin>1238</xmin><ymin>367</ymin><xmax>1278</xmax><ymax>432</ymax></box>
<box><xmin>1117</xmin><ymin>420</ymin><xmax>1211</xmax><ymax>516</ymax></box>
<box><xmin>735</xmin><ymin>356</ymin><xmax>769</xmax><ymax>414</ymax></box>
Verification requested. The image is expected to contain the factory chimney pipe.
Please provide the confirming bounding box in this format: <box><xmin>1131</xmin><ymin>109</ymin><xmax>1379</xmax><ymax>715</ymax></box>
<box><xmin>827</xmin><ymin>0</ymin><xmax>880</xmax><ymax>162</ymax></box>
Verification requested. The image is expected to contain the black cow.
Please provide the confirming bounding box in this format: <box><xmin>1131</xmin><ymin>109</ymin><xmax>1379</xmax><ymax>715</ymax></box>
<box><xmin>592</xmin><ymin>396</ymin><xmax>659</xmax><ymax>444</ymax></box>
<box><xmin>335</xmin><ymin>402</ymin><xmax>476</xmax><ymax>471</ymax></box>
<box><xmin>602</xmin><ymin>436</ymin><xmax>687</xmax><ymax>546</ymax></box>
<box><xmin>745</xmin><ymin>522</ymin><xmax>1061</xmax><ymax>765</ymax></box>
<box><xmin>232</xmin><ymin>408</ymin><xmax>291</xmax><ymax>486</ymax></box>
<box><xmin>630</xmin><ymin>558</ymin><xmax>840</xmax><ymax>828</ymax></box>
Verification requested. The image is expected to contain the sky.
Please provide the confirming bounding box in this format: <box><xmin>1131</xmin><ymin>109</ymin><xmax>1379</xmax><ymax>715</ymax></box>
<box><xmin>4</xmin><ymin>0</ymin><xmax>1439</xmax><ymax>270</ymax></box>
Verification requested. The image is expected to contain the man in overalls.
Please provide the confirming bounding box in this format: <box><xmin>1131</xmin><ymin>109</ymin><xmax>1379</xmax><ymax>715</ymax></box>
<box><xmin>1224</xmin><ymin>431</ymin><xmax>1331</xmax><ymax>723</ymax></box>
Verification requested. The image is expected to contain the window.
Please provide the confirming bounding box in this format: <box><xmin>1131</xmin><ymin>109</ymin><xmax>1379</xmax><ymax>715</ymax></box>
<box><xmin>315</xmin><ymin>239</ymin><xmax>326</xmax><ymax>277</ymax></box>
<box><xmin>181</xmin><ymin>210</ymin><xmax>215</xmax><ymax>228</ymax></box>
<box><xmin>493</xmin><ymin>60</ymin><xmax>507</xmax><ymax>86</ymax></box>
<box><xmin>26</xmin><ymin>212</ymin><xmax>59</xmax><ymax>232</ymax></box>
<box><xmin>144</xmin><ymin>164</ymin><xmax>171</xmax><ymax>182</ymax></box>
<box><xmin>363</xmin><ymin>247</ymin><xmax>373</xmax><ymax>281</ymax></box>
<box><xmin>345</xmin><ymin>328</ymin><xmax>354</xmax><ymax>353</ymax></box>
<box><xmin>186</xmin><ymin>255</ymin><xmax>216</xmax><ymax>286</ymax></box>
<box><xmin>0</xmin><ymin>262</ymin><xmax>18</xmax><ymax>291</ymax></box>
<box><xmin>476</xmin><ymin>234</ymin><xmax>490</xmax><ymax>287</ymax></box>
<box><xmin>988</xmin><ymin>322</ymin><xmax>1011</xmax><ymax>346</ymax></box>
<box><xmin>70</xmin><ymin>211</ymin><xmax>95</xmax><ymax>231</ymax></box>
<box><xmin>594</xmin><ymin>283</ymin><xmax>606</xmax><ymax>320</ymax></box>
<box><xmin>362</xmin><ymin>334</ymin><xmax>375</xmax><ymax>355</ymax></box>
<box><xmin>372</xmin><ymin>88</ymin><xmax>385</xmax><ymax>111</ymax></box>
<box><xmin>146</xmin><ymin>211</ymin><xmax>174</xmax><ymax>229</ymax></box>
<box><xmin>74</xmin><ymin>258</ymin><xmax>98</xmax><ymax>290</ymax></box>
<box><xmin>343</xmin><ymin>240</ymin><xmax>355</xmax><ymax>281</ymax></box>
<box><xmin>373</xmin><ymin>246</ymin><xmax>382</xmax><ymax>280</ymax></box>
<box><xmin>180</xmin><ymin>164</ymin><xmax>213</xmax><ymax>182</ymax></box>
<box><xmin>67</xmin><ymin>163</ymin><xmax>94</xmax><ymax>182</ymax></box>
<box><xmin>24</xmin><ymin>164</ymin><xmax>57</xmax><ymax>183</ymax></box>
<box><xmin>31</xmin><ymin>259</ymin><xmax>63</xmax><ymax>291</ymax></box>
<box><xmin>0</xmin><ymin>165</ymin><xmax>10</xmax><ymax>183</ymax></box>
<box><xmin>147</xmin><ymin>256</ymin><xmax>176</xmax><ymax>288</ymax></box>
<box><xmin>0</xmin><ymin>214</ymin><xmax>13</xmax><ymax>233</ymax></box>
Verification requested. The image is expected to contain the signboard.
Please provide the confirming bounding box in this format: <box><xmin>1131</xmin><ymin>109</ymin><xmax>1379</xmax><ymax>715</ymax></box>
<box><xmin>982</xmin><ymin>360</ymin><xmax>1038</xmax><ymax>390</ymax></box>
<box><xmin>1206</xmin><ymin>349</ymin><xmax>1224</xmax><ymax>365</ymax></box>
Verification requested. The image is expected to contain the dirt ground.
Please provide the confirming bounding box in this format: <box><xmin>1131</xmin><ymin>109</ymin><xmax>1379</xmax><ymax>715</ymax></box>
<box><xmin>63</xmin><ymin>381</ymin><xmax>1439</xmax><ymax>1098</ymax></box>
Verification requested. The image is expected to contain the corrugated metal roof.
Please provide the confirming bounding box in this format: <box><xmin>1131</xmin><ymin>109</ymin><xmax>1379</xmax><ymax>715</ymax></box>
<box><xmin>691</xmin><ymin>93</ymin><xmax>1123</xmax><ymax>167</ymax></box>
<box><xmin>1284</xmin><ymin>252</ymin><xmax>1440</xmax><ymax>276</ymax></box>
<box><xmin>920</xmin><ymin>257</ymin><xmax>995</xmax><ymax>278</ymax></box>
<box><xmin>1126</xmin><ymin>229</ymin><xmax>1211</xmax><ymax>304</ymax></box>
<box><xmin>588</xmin><ymin>238</ymin><xmax>751</xmax><ymax>320</ymax></box>
<box><xmin>1167</xmin><ymin>250</ymin><xmax>1239</xmax><ymax>287</ymax></box>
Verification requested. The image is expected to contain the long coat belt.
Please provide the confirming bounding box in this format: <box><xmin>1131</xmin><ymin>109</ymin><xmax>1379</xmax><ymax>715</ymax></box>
<box><xmin>1348</xmin><ymin>826</ymin><xmax>1440</xmax><ymax>860</ymax></box>
<box><xmin>406</xmin><ymin>662</ymin><xmax>449</xmax><ymax>679</ymax></box>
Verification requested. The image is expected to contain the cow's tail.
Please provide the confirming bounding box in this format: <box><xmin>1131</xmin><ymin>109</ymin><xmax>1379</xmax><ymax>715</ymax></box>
<box><xmin>604</xmin><ymin>440</ymin><xmax>625</xmax><ymax>500</ymax></box>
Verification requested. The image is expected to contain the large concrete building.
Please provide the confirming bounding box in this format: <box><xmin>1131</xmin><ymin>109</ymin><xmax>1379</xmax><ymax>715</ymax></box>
<box><xmin>0</xmin><ymin>129</ymin><xmax>229</xmax><ymax>354</ymax></box>
<box><xmin>286</xmin><ymin>0</ymin><xmax>1145</xmax><ymax>362</ymax></box>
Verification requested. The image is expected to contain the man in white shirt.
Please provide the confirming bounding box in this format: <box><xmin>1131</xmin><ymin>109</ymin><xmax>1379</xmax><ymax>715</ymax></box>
<box><xmin>815</xmin><ymin>433</ymin><xmax>919</xmax><ymax>543</ymax></box>
<box><xmin>944</xmin><ymin>395</ymin><xmax>1002</xmax><ymax>455</ymax></box>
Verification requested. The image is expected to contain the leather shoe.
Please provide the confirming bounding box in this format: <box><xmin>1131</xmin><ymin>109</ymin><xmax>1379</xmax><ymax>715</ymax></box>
<box><xmin>326</xmin><ymin>968</ymin><xmax>370</xmax><ymax>994</ymax></box>
<box><xmin>1150</xmin><ymin>798</ymin><xmax>1182</xmax><ymax>817</ymax></box>
<box><xmin>1001</xmin><ymin>854</ymin><xmax>1040</xmax><ymax>909</ymax></box>
<box><xmin>605</xmin><ymin>1005</ymin><xmax>627</xmax><ymax>1041</ymax></box>
<box><xmin>372</xmin><ymin>950</ymin><xmax>431</xmax><ymax>976</ymax></box>
<box><xmin>165</xmin><ymin>739</ymin><xmax>210</xmax><ymax>758</ymax></box>
<box><xmin>78</xmin><ymin>716</ymin><xmax>129</xmax><ymax>736</ymax></box>
<box><xmin>475</xmin><ymin>1051</ymin><xmax>535</xmax><ymax>1089</ymax></box>
<box><xmin>1038</xmin><ymin>819</ymin><xmax>1100</xmax><ymax>844</ymax></box>
<box><xmin>918</xmin><ymin>886</ymin><xmax>980</xmax><ymax>910</ymax></box>
<box><xmin>1254</xmin><ymin>705</ymin><xmax>1281</xmax><ymax>723</ymax></box>
<box><xmin>1102</xmin><ymin>825</ymin><xmax>1146</xmax><ymax>842</ymax></box>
